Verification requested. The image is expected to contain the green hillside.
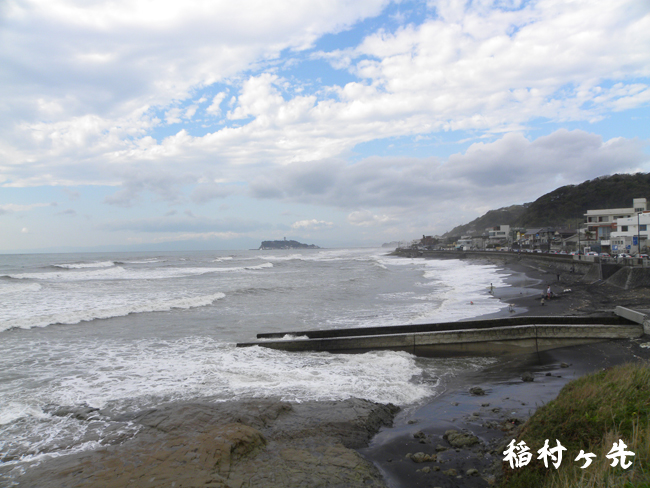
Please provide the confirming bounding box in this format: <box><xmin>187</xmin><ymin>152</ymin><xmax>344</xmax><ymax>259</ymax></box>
<box><xmin>444</xmin><ymin>173</ymin><xmax>650</xmax><ymax>237</ymax></box>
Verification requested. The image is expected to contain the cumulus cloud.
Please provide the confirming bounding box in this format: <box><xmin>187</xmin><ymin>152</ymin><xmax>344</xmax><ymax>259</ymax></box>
<box><xmin>291</xmin><ymin>219</ymin><xmax>334</xmax><ymax>230</ymax></box>
<box><xmin>0</xmin><ymin>1</ymin><xmax>390</xmax><ymax>164</ymax></box>
<box><xmin>206</xmin><ymin>92</ymin><xmax>227</xmax><ymax>116</ymax></box>
<box><xmin>347</xmin><ymin>210</ymin><xmax>395</xmax><ymax>227</ymax></box>
<box><xmin>1</xmin><ymin>0</ymin><xmax>649</xmax><ymax>249</ymax></box>
<box><xmin>252</xmin><ymin>129</ymin><xmax>649</xmax><ymax>231</ymax></box>
<box><xmin>2</xmin><ymin>0</ymin><xmax>647</xmax><ymax>192</ymax></box>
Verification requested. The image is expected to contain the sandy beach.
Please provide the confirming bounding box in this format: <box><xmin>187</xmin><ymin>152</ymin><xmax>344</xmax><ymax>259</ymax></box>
<box><xmin>7</xmin><ymin>255</ymin><xmax>650</xmax><ymax>488</ymax></box>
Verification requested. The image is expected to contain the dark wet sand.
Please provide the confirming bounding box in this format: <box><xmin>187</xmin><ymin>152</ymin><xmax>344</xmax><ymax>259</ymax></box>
<box><xmin>358</xmin><ymin>256</ymin><xmax>650</xmax><ymax>488</ymax></box>
<box><xmin>359</xmin><ymin>340</ymin><xmax>650</xmax><ymax>488</ymax></box>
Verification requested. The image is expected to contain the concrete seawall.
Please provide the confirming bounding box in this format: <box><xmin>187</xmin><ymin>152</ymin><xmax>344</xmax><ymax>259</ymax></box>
<box><xmin>238</xmin><ymin>323</ymin><xmax>644</xmax><ymax>357</ymax></box>
<box><xmin>398</xmin><ymin>249</ymin><xmax>594</xmax><ymax>274</ymax></box>
<box><xmin>237</xmin><ymin>312</ymin><xmax>645</xmax><ymax>358</ymax></box>
<box><xmin>255</xmin><ymin>315</ymin><xmax>631</xmax><ymax>340</ymax></box>
<box><xmin>393</xmin><ymin>249</ymin><xmax>650</xmax><ymax>288</ymax></box>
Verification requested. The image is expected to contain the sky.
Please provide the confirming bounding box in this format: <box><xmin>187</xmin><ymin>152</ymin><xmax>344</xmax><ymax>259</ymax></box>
<box><xmin>1</xmin><ymin>0</ymin><xmax>650</xmax><ymax>252</ymax></box>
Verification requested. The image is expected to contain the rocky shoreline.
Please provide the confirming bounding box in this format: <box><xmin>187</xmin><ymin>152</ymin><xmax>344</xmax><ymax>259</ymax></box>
<box><xmin>8</xmin><ymin>398</ymin><xmax>398</xmax><ymax>488</ymax></box>
<box><xmin>359</xmin><ymin>339</ymin><xmax>650</xmax><ymax>488</ymax></box>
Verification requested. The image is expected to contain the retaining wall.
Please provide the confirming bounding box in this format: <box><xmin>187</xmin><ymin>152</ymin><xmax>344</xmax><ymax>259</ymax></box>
<box><xmin>606</xmin><ymin>267</ymin><xmax>650</xmax><ymax>290</ymax></box>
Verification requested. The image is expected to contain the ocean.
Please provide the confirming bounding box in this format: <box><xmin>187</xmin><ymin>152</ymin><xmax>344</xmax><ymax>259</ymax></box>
<box><xmin>0</xmin><ymin>248</ymin><xmax>513</xmax><ymax>483</ymax></box>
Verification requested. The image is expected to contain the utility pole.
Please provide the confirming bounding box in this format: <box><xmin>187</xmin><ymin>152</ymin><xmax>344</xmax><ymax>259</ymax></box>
<box><xmin>638</xmin><ymin>212</ymin><xmax>642</xmax><ymax>256</ymax></box>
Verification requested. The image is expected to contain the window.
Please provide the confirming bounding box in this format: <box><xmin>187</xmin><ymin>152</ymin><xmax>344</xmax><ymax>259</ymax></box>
<box><xmin>641</xmin><ymin>225</ymin><xmax>647</xmax><ymax>231</ymax></box>
<box><xmin>622</xmin><ymin>226</ymin><xmax>628</xmax><ymax>232</ymax></box>
<box><xmin>635</xmin><ymin>208</ymin><xmax>644</xmax><ymax>213</ymax></box>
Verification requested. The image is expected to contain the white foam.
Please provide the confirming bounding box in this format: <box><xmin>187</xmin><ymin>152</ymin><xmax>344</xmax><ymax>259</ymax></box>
<box><xmin>262</xmin><ymin>248</ymin><xmax>382</xmax><ymax>263</ymax></box>
<box><xmin>246</xmin><ymin>262</ymin><xmax>273</xmax><ymax>270</ymax></box>
<box><xmin>7</xmin><ymin>339</ymin><xmax>436</xmax><ymax>412</ymax></box>
<box><xmin>0</xmin><ymin>337</ymin><xmax>477</xmax><ymax>470</ymax></box>
<box><xmin>213</xmin><ymin>257</ymin><xmax>234</xmax><ymax>262</ymax></box>
<box><xmin>0</xmin><ymin>292</ymin><xmax>225</xmax><ymax>331</ymax></box>
<box><xmin>374</xmin><ymin>257</ymin><xmax>511</xmax><ymax>323</ymax></box>
<box><xmin>211</xmin><ymin>347</ymin><xmax>433</xmax><ymax>405</ymax></box>
<box><xmin>255</xmin><ymin>334</ymin><xmax>310</xmax><ymax>341</ymax></box>
<box><xmin>8</xmin><ymin>266</ymin><xmax>129</xmax><ymax>281</ymax></box>
<box><xmin>0</xmin><ymin>282</ymin><xmax>41</xmax><ymax>295</ymax></box>
<box><xmin>120</xmin><ymin>258</ymin><xmax>164</xmax><ymax>264</ymax></box>
<box><xmin>7</xmin><ymin>263</ymin><xmax>273</xmax><ymax>282</ymax></box>
<box><xmin>53</xmin><ymin>261</ymin><xmax>115</xmax><ymax>269</ymax></box>
<box><xmin>0</xmin><ymin>411</ymin><xmax>139</xmax><ymax>471</ymax></box>
<box><xmin>262</xmin><ymin>253</ymin><xmax>306</xmax><ymax>262</ymax></box>
<box><xmin>0</xmin><ymin>402</ymin><xmax>49</xmax><ymax>426</ymax></box>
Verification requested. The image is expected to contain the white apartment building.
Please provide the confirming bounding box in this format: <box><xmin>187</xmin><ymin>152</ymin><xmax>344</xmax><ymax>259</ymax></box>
<box><xmin>487</xmin><ymin>225</ymin><xmax>510</xmax><ymax>240</ymax></box>
<box><xmin>585</xmin><ymin>198</ymin><xmax>647</xmax><ymax>247</ymax></box>
<box><xmin>610</xmin><ymin>211</ymin><xmax>650</xmax><ymax>253</ymax></box>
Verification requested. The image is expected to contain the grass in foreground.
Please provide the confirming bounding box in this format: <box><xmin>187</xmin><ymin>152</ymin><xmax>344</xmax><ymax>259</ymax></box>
<box><xmin>502</xmin><ymin>361</ymin><xmax>650</xmax><ymax>488</ymax></box>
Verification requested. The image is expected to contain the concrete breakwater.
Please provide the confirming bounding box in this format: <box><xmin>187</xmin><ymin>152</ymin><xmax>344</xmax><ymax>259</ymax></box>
<box><xmin>237</xmin><ymin>311</ymin><xmax>645</xmax><ymax>358</ymax></box>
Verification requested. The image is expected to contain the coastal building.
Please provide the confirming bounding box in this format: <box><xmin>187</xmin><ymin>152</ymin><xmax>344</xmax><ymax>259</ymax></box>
<box><xmin>520</xmin><ymin>228</ymin><xmax>554</xmax><ymax>250</ymax></box>
<box><xmin>486</xmin><ymin>225</ymin><xmax>510</xmax><ymax>248</ymax></box>
<box><xmin>471</xmin><ymin>235</ymin><xmax>488</xmax><ymax>250</ymax></box>
<box><xmin>420</xmin><ymin>235</ymin><xmax>438</xmax><ymax>248</ymax></box>
<box><xmin>610</xmin><ymin>211</ymin><xmax>650</xmax><ymax>254</ymax></box>
<box><xmin>487</xmin><ymin>225</ymin><xmax>509</xmax><ymax>240</ymax></box>
<box><xmin>551</xmin><ymin>228</ymin><xmax>579</xmax><ymax>251</ymax></box>
<box><xmin>584</xmin><ymin>198</ymin><xmax>647</xmax><ymax>251</ymax></box>
<box><xmin>456</xmin><ymin>236</ymin><xmax>472</xmax><ymax>250</ymax></box>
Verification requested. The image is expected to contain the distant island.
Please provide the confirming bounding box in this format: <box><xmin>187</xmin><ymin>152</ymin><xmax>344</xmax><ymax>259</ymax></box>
<box><xmin>259</xmin><ymin>239</ymin><xmax>320</xmax><ymax>250</ymax></box>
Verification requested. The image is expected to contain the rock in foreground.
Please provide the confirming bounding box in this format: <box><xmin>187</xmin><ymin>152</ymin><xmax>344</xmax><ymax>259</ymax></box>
<box><xmin>12</xmin><ymin>398</ymin><xmax>398</xmax><ymax>488</ymax></box>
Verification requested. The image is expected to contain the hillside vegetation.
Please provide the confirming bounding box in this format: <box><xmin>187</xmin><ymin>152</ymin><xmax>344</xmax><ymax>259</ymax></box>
<box><xmin>503</xmin><ymin>362</ymin><xmax>650</xmax><ymax>488</ymax></box>
<box><xmin>445</xmin><ymin>173</ymin><xmax>650</xmax><ymax>237</ymax></box>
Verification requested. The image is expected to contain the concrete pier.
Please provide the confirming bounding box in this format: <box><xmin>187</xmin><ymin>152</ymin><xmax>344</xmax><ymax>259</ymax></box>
<box><xmin>237</xmin><ymin>314</ymin><xmax>645</xmax><ymax>358</ymax></box>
